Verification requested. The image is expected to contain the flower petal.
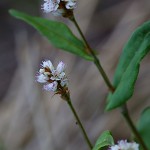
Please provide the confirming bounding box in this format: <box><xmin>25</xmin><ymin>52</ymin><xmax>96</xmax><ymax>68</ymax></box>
<box><xmin>60</xmin><ymin>78</ymin><xmax>68</xmax><ymax>87</ymax></box>
<box><xmin>43</xmin><ymin>81</ymin><xmax>58</xmax><ymax>92</ymax></box>
<box><xmin>65</xmin><ymin>0</ymin><xmax>77</xmax><ymax>9</ymax></box>
<box><xmin>36</xmin><ymin>74</ymin><xmax>49</xmax><ymax>83</ymax></box>
<box><xmin>59</xmin><ymin>72</ymin><xmax>65</xmax><ymax>79</ymax></box>
<box><xmin>56</xmin><ymin>61</ymin><xmax>65</xmax><ymax>73</ymax></box>
<box><xmin>110</xmin><ymin>140</ymin><xmax>139</xmax><ymax>150</ymax></box>
<box><xmin>42</xmin><ymin>60</ymin><xmax>54</xmax><ymax>72</ymax></box>
<box><xmin>42</xmin><ymin>0</ymin><xmax>60</xmax><ymax>13</ymax></box>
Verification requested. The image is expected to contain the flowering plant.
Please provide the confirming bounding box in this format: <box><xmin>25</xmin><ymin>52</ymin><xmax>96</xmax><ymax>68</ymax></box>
<box><xmin>9</xmin><ymin>1</ymin><xmax>150</xmax><ymax>150</ymax></box>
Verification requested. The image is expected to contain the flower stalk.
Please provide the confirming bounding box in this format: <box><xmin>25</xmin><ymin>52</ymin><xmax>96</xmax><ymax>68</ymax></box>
<box><xmin>36</xmin><ymin>60</ymin><xmax>93</xmax><ymax>149</ymax></box>
<box><xmin>71</xmin><ymin>14</ymin><xmax>147</xmax><ymax>150</ymax></box>
<box><xmin>70</xmin><ymin>15</ymin><xmax>114</xmax><ymax>92</ymax></box>
<box><xmin>121</xmin><ymin>104</ymin><xmax>148</xmax><ymax>150</ymax></box>
<box><xmin>64</xmin><ymin>95</ymin><xmax>93</xmax><ymax>150</ymax></box>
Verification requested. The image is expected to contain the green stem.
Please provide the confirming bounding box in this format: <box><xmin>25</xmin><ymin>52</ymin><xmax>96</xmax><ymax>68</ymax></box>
<box><xmin>70</xmin><ymin>15</ymin><xmax>114</xmax><ymax>92</ymax></box>
<box><xmin>65</xmin><ymin>96</ymin><xmax>93</xmax><ymax>149</ymax></box>
<box><xmin>71</xmin><ymin>14</ymin><xmax>148</xmax><ymax>150</ymax></box>
<box><xmin>121</xmin><ymin>104</ymin><xmax>148</xmax><ymax>150</ymax></box>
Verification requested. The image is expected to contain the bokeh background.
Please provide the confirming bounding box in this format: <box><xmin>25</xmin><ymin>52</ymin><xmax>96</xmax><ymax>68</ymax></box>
<box><xmin>0</xmin><ymin>0</ymin><xmax>150</xmax><ymax>150</ymax></box>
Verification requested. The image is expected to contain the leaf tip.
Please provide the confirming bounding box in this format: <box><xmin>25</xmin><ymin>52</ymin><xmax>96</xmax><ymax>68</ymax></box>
<box><xmin>8</xmin><ymin>9</ymin><xmax>14</xmax><ymax>15</ymax></box>
<box><xmin>8</xmin><ymin>9</ymin><xmax>18</xmax><ymax>17</ymax></box>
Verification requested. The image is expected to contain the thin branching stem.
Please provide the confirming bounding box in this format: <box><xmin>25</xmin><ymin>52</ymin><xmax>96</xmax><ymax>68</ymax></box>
<box><xmin>70</xmin><ymin>15</ymin><xmax>114</xmax><ymax>92</ymax></box>
<box><xmin>71</xmin><ymin>13</ymin><xmax>148</xmax><ymax>150</ymax></box>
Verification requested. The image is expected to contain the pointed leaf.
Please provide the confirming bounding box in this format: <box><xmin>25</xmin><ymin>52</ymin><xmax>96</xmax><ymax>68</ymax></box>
<box><xmin>9</xmin><ymin>9</ymin><xmax>93</xmax><ymax>61</ymax></box>
<box><xmin>106</xmin><ymin>21</ymin><xmax>150</xmax><ymax>110</ymax></box>
<box><xmin>92</xmin><ymin>130</ymin><xmax>114</xmax><ymax>150</ymax></box>
<box><xmin>137</xmin><ymin>107</ymin><xmax>150</xmax><ymax>149</ymax></box>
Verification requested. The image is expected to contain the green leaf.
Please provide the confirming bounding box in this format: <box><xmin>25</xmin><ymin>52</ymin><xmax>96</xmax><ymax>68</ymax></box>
<box><xmin>137</xmin><ymin>107</ymin><xmax>150</xmax><ymax>149</ymax></box>
<box><xmin>92</xmin><ymin>130</ymin><xmax>114</xmax><ymax>150</ymax></box>
<box><xmin>106</xmin><ymin>21</ymin><xmax>150</xmax><ymax>110</ymax></box>
<box><xmin>9</xmin><ymin>9</ymin><xmax>94</xmax><ymax>61</ymax></box>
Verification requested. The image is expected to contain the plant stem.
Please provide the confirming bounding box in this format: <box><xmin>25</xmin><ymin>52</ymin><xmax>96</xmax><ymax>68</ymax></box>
<box><xmin>121</xmin><ymin>104</ymin><xmax>148</xmax><ymax>150</ymax></box>
<box><xmin>65</xmin><ymin>96</ymin><xmax>93</xmax><ymax>149</ymax></box>
<box><xmin>70</xmin><ymin>15</ymin><xmax>114</xmax><ymax>92</ymax></box>
<box><xmin>71</xmin><ymin>14</ymin><xmax>148</xmax><ymax>150</ymax></box>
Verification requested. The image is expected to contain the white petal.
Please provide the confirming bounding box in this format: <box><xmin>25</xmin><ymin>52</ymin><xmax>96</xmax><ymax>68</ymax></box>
<box><xmin>41</xmin><ymin>3</ymin><xmax>54</xmax><ymax>13</ymax></box>
<box><xmin>41</xmin><ymin>0</ymin><xmax>60</xmax><ymax>13</ymax></box>
<box><xmin>62</xmin><ymin>0</ymin><xmax>76</xmax><ymax>2</ymax></box>
<box><xmin>50</xmin><ymin>70</ymin><xmax>61</xmax><ymax>80</ymax></box>
<box><xmin>58</xmin><ymin>72</ymin><xmax>65</xmax><ymax>79</ymax></box>
<box><xmin>43</xmin><ymin>81</ymin><xmax>58</xmax><ymax>92</ymax></box>
<box><xmin>56</xmin><ymin>0</ymin><xmax>60</xmax><ymax>3</ymax></box>
<box><xmin>50</xmin><ymin>76</ymin><xmax>58</xmax><ymax>80</ymax></box>
<box><xmin>110</xmin><ymin>145</ymin><xmax>120</xmax><ymax>150</ymax></box>
<box><xmin>60</xmin><ymin>78</ymin><xmax>68</xmax><ymax>87</ymax></box>
<box><xmin>65</xmin><ymin>1</ymin><xmax>76</xmax><ymax>9</ymax></box>
<box><xmin>36</xmin><ymin>74</ymin><xmax>49</xmax><ymax>83</ymax></box>
<box><xmin>110</xmin><ymin>140</ymin><xmax>139</xmax><ymax>150</ymax></box>
<box><xmin>44</xmin><ymin>72</ymin><xmax>51</xmax><ymax>76</ymax></box>
<box><xmin>56</xmin><ymin>61</ymin><xmax>65</xmax><ymax>73</ymax></box>
<box><xmin>42</xmin><ymin>60</ymin><xmax>54</xmax><ymax>72</ymax></box>
<box><xmin>39</xmin><ymin>68</ymin><xmax>45</xmax><ymax>73</ymax></box>
<box><xmin>52</xmin><ymin>9</ymin><xmax>65</xmax><ymax>16</ymax></box>
<box><xmin>131</xmin><ymin>143</ymin><xmax>139</xmax><ymax>150</ymax></box>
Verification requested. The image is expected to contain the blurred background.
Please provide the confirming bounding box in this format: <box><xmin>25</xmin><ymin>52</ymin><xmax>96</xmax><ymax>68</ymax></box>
<box><xmin>0</xmin><ymin>0</ymin><xmax>150</xmax><ymax>150</ymax></box>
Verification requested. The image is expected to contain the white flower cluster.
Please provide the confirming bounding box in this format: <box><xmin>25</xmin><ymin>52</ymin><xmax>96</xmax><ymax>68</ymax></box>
<box><xmin>110</xmin><ymin>140</ymin><xmax>139</xmax><ymax>150</ymax></box>
<box><xmin>41</xmin><ymin>0</ymin><xmax>76</xmax><ymax>14</ymax></box>
<box><xmin>36</xmin><ymin>60</ymin><xmax>68</xmax><ymax>92</ymax></box>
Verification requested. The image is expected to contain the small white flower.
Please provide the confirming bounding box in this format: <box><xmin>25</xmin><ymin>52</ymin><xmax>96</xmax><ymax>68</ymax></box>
<box><xmin>36</xmin><ymin>74</ymin><xmax>49</xmax><ymax>83</ymax></box>
<box><xmin>39</xmin><ymin>68</ymin><xmax>45</xmax><ymax>73</ymax></box>
<box><xmin>42</xmin><ymin>60</ymin><xmax>54</xmax><ymax>72</ymax></box>
<box><xmin>110</xmin><ymin>145</ymin><xmax>119</xmax><ymax>150</ymax></box>
<box><xmin>50</xmin><ymin>62</ymin><xmax>66</xmax><ymax>81</ymax></box>
<box><xmin>36</xmin><ymin>60</ymin><xmax>53</xmax><ymax>84</ymax></box>
<box><xmin>41</xmin><ymin>0</ymin><xmax>60</xmax><ymax>13</ymax></box>
<box><xmin>60</xmin><ymin>78</ymin><xmax>68</xmax><ymax>87</ymax></box>
<box><xmin>65</xmin><ymin>0</ymin><xmax>77</xmax><ymax>9</ymax></box>
<box><xmin>56</xmin><ymin>61</ymin><xmax>65</xmax><ymax>73</ymax></box>
<box><xmin>43</xmin><ymin>81</ymin><xmax>58</xmax><ymax>92</ymax></box>
<box><xmin>50</xmin><ymin>71</ymin><xmax>65</xmax><ymax>81</ymax></box>
<box><xmin>44</xmin><ymin>72</ymin><xmax>51</xmax><ymax>76</ymax></box>
<box><xmin>58</xmin><ymin>72</ymin><xmax>66</xmax><ymax>79</ymax></box>
<box><xmin>110</xmin><ymin>140</ymin><xmax>139</xmax><ymax>150</ymax></box>
<box><xmin>36</xmin><ymin>60</ymin><xmax>68</xmax><ymax>93</ymax></box>
<box><xmin>41</xmin><ymin>0</ymin><xmax>77</xmax><ymax>14</ymax></box>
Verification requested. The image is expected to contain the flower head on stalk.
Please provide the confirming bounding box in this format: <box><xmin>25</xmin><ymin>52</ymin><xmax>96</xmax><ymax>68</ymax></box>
<box><xmin>36</xmin><ymin>60</ymin><xmax>69</xmax><ymax>99</ymax></box>
<box><xmin>41</xmin><ymin>0</ymin><xmax>77</xmax><ymax>18</ymax></box>
<box><xmin>109</xmin><ymin>140</ymin><xmax>139</xmax><ymax>150</ymax></box>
